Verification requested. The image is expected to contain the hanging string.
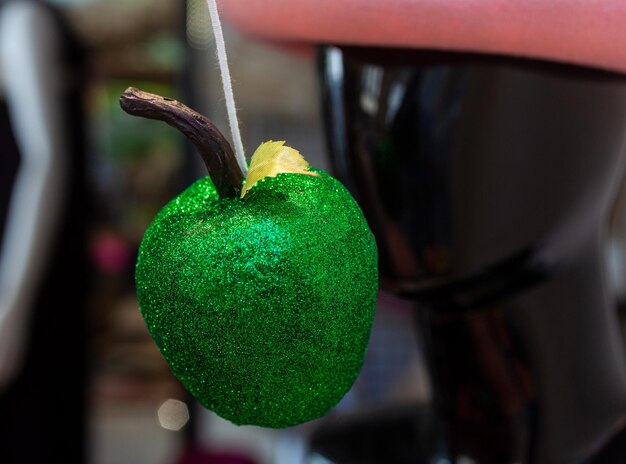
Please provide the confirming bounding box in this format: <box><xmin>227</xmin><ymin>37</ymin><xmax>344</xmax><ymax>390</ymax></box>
<box><xmin>206</xmin><ymin>0</ymin><xmax>248</xmax><ymax>176</ymax></box>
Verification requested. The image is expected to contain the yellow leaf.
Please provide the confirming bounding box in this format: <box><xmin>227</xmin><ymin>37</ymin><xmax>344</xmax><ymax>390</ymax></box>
<box><xmin>240</xmin><ymin>141</ymin><xmax>320</xmax><ymax>198</ymax></box>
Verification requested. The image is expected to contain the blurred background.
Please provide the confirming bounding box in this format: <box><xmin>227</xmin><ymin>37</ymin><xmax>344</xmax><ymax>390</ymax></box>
<box><xmin>0</xmin><ymin>0</ymin><xmax>432</xmax><ymax>463</ymax></box>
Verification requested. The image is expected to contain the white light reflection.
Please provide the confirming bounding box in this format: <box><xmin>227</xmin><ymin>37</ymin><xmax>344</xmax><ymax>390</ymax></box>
<box><xmin>157</xmin><ymin>398</ymin><xmax>190</xmax><ymax>431</ymax></box>
<box><xmin>327</xmin><ymin>47</ymin><xmax>344</xmax><ymax>83</ymax></box>
<box><xmin>360</xmin><ymin>66</ymin><xmax>383</xmax><ymax>115</ymax></box>
<box><xmin>308</xmin><ymin>452</ymin><xmax>335</xmax><ymax>464</ymax></box>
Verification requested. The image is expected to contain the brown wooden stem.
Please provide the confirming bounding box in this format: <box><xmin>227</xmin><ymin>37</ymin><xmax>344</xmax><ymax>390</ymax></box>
<box><xmin>119</xmin><ymin>87</ymin><xmax>243</xmax><ymax>198</ymax></box>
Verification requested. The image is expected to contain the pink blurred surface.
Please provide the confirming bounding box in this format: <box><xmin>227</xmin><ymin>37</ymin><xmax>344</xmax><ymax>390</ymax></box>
<box><xmin>220</xmin><ymin>0</ymin><xmax>626</xmax><ymax>73</ymax></box>
<box><xmin>175</xmin><ymin>447</ymin><xmax>257</xmax><ymax>464</ymax></box>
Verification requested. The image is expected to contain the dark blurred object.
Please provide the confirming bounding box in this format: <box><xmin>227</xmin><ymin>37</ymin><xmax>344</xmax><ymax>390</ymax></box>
<box><xmin>0</xmin><ymin>1</ymin><xmax>87</xmax><ymax>463</ymax></box>
<box><xmin>0</xmin><ymin>102</ymin><xmax>20</xmax><ymax>247</ymax></box>
<box><xmin>587</xmin><ymin>425</ymin><xmax>626</xmax><ymax>464</ymax></box>
<box><xmin>318</xmin><ymin>45</ymin><xmax>626</xmax><ymax>463</ymax></box>
<box><xmin>310</xmin><ymin>403</ymin><xmax>436</xmax><ymax>464</ymax></box>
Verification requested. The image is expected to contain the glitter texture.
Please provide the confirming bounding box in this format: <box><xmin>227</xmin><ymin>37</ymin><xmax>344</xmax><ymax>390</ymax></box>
<box><xmin>136</xmin><ymin>169</ymin><xmax>378</xmax><ymax>428</ymax></box>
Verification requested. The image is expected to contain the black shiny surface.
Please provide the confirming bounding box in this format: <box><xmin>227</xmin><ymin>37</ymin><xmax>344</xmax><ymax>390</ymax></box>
<box><xmin>318</xmin><ymin>46</ymin><xmax>626</xmax><ymax>303</ymax></box>
<box><xmin>417</xmin><ymin>305</ymin><xmax>533</xmax><ymax>463</ymax></box>
<box><xmin>316</xmin><ymin>46</ymin><xmax>626</xmax><ymax>463</ymax></box>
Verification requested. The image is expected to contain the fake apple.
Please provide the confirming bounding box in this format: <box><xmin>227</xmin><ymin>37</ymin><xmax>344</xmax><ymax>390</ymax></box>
<box><xmin>120</xmin><ymin>88</ymin><xmax>378</xmax><ymax>428</ymax></box>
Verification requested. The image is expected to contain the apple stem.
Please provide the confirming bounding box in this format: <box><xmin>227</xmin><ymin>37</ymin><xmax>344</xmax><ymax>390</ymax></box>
<box><xmin>119</xmin><ymin>87</ymin><xmax>243</xmax><ymax>198</ymax></box>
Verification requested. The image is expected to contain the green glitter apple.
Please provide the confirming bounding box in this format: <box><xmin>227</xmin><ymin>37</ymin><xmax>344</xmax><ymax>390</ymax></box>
<box><xmin>120</xmin><ymin>88</ymin><xmax>378</xmax><ymax>428</ymax></box>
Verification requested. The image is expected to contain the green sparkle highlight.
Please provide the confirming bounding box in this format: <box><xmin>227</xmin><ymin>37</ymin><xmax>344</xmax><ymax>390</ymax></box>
<box><xmin>136</xmin><ymin>169</ymin><xmax>378</xmax><ymax>428</ymax></box>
